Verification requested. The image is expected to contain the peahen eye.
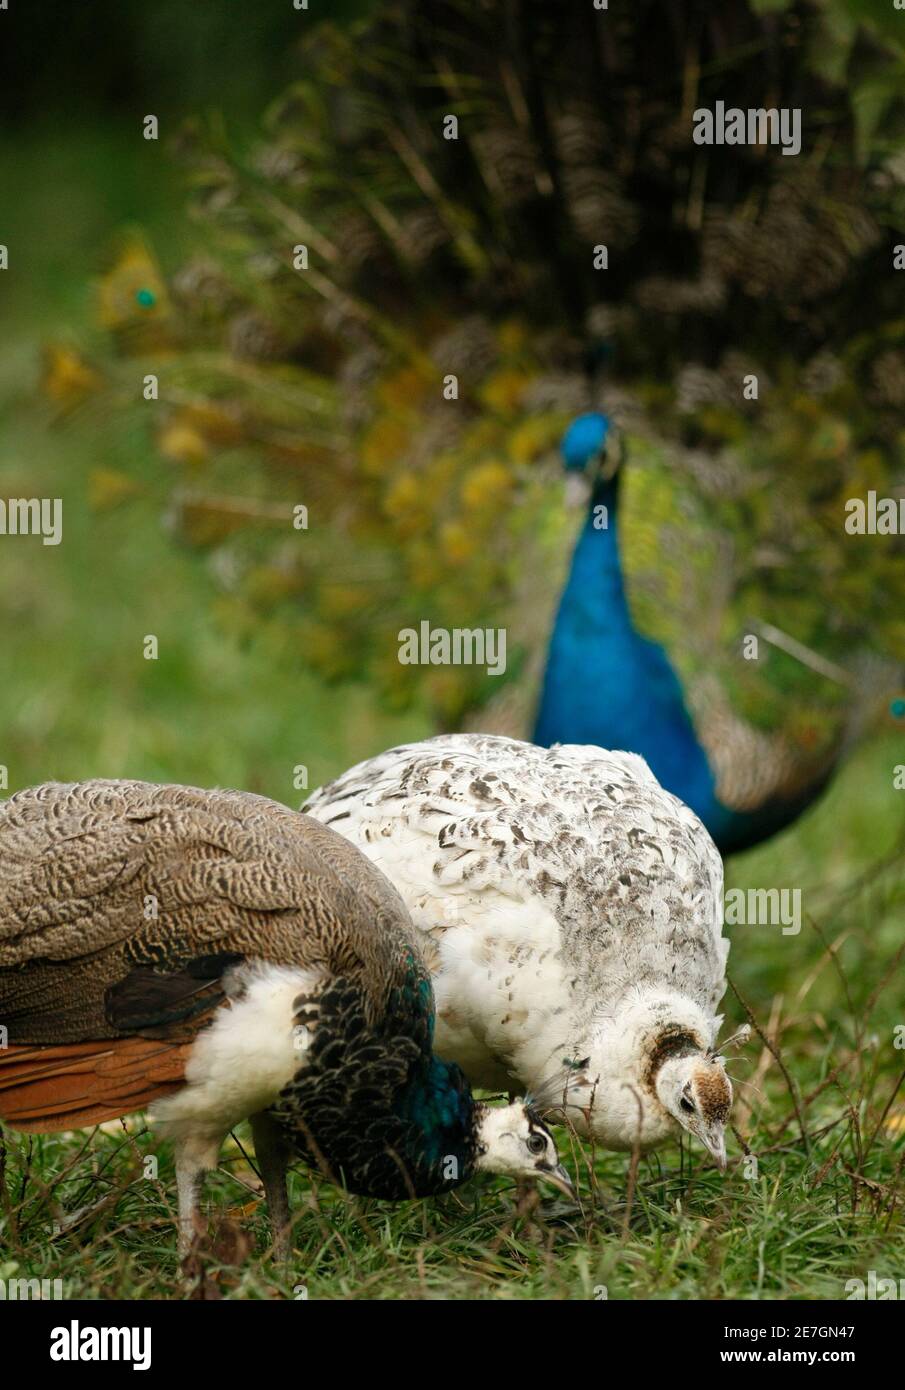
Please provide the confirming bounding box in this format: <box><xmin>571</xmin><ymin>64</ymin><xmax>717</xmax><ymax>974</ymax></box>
<box><xmin>680</xmin><ymin>1095</ymin><xmax>695</xmax><ymax>1115</ymax></box>
<box><xmin>527</xmin><ymin>1132</ymin><xmax>547</xmax><ymax>1155</ymax></box>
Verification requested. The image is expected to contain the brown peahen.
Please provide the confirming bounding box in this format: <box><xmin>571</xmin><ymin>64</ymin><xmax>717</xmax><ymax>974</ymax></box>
<box><xmin>0</xmin><ymin>780</ymin><xmax>572</xmax><ymax>1255</ymax></box>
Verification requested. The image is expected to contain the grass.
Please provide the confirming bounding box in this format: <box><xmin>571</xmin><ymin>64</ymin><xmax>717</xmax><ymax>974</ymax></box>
<box><xmin>2</xmin><ymin>793</ymin><xmax>903</xmax><ymax>1300</ymax></box>
<box><xmin>2</xmin><ymin>930</ymin><xmax>903</xmax><ymax>1301</ymax></box>
<box><xmin>0</xmin><ymin>127</ymin><xmax>903</xmax><ymax>1301</ymax></box>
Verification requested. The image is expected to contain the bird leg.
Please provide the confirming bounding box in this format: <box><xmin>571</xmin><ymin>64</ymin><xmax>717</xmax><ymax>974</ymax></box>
<box><xmin>250</xmin><ymin>1110</ymin><xmax>293</xmax><ymax>1261</ymax></box>
<box><xmin>175</xmin><ymin>1152</ymin><xmax>206</xmax><ymax>1256</ymax></box>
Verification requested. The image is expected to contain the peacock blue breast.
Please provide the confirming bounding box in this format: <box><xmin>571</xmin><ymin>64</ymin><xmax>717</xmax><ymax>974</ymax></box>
<box><xmin>532</xmin><ymin>418</ymin><xmax>827</xmax><ymax>854</ymax></box>
<box><xmin>388</xmin><ymin>954</ymin><xmax>476</xmax><ymax>1172</ymax></box>
<box><xmin>535</xmin><ymin>474</ymin><xmax>723</xmax><ymax>826</ymax></box>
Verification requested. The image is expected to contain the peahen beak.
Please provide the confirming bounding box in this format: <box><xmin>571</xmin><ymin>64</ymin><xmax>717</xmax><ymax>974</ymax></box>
<box><xmin>704</xmin><ymin>1127</ymin><xmax>727</xmax><ymax>1174</ymax></box>
<box><xmin>535</xmin><ymin>1161</ymin><xmax>576</xmax><ymax>1199</ymax></box>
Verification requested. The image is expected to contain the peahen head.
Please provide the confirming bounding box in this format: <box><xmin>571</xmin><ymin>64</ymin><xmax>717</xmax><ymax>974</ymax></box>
<box><xmin>645</xmin><ymin>1023</ymin><xmax>748</xmax><ymax>1171</ymax></box>
<box><xmin>654</xmin><ymin>1051</ymin><xmax>732</xmax><ymax>1172</ymax></box>
<box><xmin>555</xmin><ymin>1001</ymin><xmax>748</xmax><ymax>1171</ymax></box>
<box><xmin>390</xmin><ymin>1058</ymin><xmax>574</xmax><ymax>1199</ymax></box>
<box><xmin>473</xmin><ymin>1102</ymin><xmax>574</xmax><ymax>1197</ymax></box>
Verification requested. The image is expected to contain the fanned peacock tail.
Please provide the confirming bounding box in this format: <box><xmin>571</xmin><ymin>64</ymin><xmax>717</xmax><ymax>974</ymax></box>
<box><xmin>49</xmin><ymin>1</ymin><xmax>905</xmax><ymax>750</ymax></box>
<box><xmin>616</xmin><ymin>420</ymin><xmax>903</xmax><ymax>814</ymax></box>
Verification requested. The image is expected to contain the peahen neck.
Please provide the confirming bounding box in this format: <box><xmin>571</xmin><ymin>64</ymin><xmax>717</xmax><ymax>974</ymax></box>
<box><xmin>534</xmin><ymin>471</ymin><xmax>723</xmax><ymax>829</ymax></box>
<box><xmin>388</xmin><ymin>1055</ymin><xmax>479</xmax><ymax>1196</ymax></box>
<box><xmin>381</xmin><ymin>958</ymin><xmax>480</xmax><ymax>1196</ymax></box>
<box><xmin>277</xmin><ymin>982</ymin><xmax>481</xmax><ymax>1200</ymax></box>
<box><xmin>320</xmin><ymin>1055</ymin><xmax>478</xmax><ymax>1200</ymax></box>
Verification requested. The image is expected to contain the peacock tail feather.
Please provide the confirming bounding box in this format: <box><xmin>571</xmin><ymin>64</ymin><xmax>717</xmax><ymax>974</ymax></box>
<box><xmin>48</xmin><ymin>1</ymin><xmax>905</xmax><ymax>803</ymax></box>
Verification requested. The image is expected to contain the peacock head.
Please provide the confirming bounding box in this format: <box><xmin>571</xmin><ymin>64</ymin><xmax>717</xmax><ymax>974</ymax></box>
<box><xmin>562</xmin><ymin>411</ymin><xmax>610</xmax><ymax>471</ymax></box>
<box><xmin>473</xmin><ymin>1102</ymin><xmax>574</xmax><ymax>1197</ymax></box>
<box><xmin>561</xmin><ymin>412</ymin><xmax>621</xmax><ymax>507</ymax></box>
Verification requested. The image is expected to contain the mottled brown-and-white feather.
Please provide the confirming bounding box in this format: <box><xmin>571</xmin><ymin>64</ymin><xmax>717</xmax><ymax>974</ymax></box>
<box><xmin>304</xmin><ymin>734</ymin><xmax>737</xmax><ymax>1169</ymax></box>
<box><xmin>0</xmin><ymin>779</ymin><xmax>413</xmax><ymax>1053</ymax></box>
<box><xmin>0</xmin><ymin>778</ymin><xmax>573</xmax><ymax>1249</ymax></box>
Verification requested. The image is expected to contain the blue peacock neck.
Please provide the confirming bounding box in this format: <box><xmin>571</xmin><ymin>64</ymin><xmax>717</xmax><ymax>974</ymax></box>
<box><xmin>534</xmin><ymin>469</ymin><xmax>723</xmax><ymax>828</ymax></box>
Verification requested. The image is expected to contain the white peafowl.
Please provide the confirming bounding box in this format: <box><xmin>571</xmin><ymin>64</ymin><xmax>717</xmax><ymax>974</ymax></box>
<box><xmin>305</xmin><ymin>734</ymin><xmax>748</xmax><ymax>1170</ymax></box>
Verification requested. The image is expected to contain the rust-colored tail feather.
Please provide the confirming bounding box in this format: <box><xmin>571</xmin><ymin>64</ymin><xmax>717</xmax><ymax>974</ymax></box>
<box><xmin>0</xmin><ymin>1039</ymin><xmax>189</xmax><ymax>1132</ymax></box>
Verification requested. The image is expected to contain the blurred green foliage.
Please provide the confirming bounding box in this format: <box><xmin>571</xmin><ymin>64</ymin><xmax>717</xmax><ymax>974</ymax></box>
<box><xmin>0</xmin><ymin>0</ymin><xmax>377</xmax><ymax>123</ymax></box>
<box><xmin>49</xmin><ymin>0</ymin><xmax>905</xmax><ymax>783</ymax></box>
<box><xmin>0</xmin><ymin>121</ymin><xmax>422</xmax><ymax>807</ymax></box>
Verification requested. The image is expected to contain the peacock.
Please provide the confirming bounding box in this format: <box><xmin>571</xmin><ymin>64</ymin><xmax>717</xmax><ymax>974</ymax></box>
<box><xmin>0</xmin><ymin>780</ymin><xmax>572</xmax><ymax>1256</ymax></box>
<box><xmin>49</xmin><ymin>0</ymin><xmax>905</xmax><ymax>849</ymax></box>
<box><xmin>532</xmin><ymin>412</ymin><xmax>899</xmax><ymax>852</ymax></box>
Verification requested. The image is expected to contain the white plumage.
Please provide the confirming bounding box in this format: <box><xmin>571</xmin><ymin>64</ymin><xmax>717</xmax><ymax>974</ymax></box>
<box><xmin>305</xmin><ymin>734</ymin><xmax>737</xmax><ymax>1167</ymax></box>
